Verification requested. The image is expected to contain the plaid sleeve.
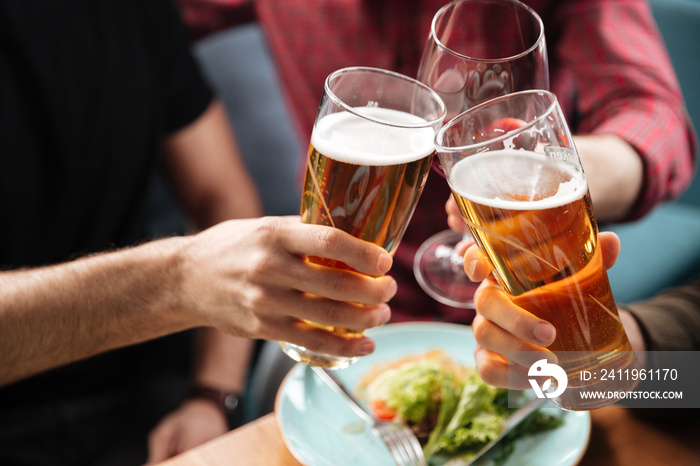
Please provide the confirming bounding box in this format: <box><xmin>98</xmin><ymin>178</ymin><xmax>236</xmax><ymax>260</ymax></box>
<box><xmin>554</xmin><ymin>0</ymin><xmax>697</xmax><ymax>220</ymax></box>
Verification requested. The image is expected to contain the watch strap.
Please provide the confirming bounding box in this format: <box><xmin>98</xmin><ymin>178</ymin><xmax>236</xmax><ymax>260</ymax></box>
<box><xmin>186</xmin><ymin>385</ymin><xmax>239</xmax><ymax>411</ymax></box>
<box><xmin>185</xmin><ymin>385</ymin><xmax>245</xmax><ymax>428</ymax></box>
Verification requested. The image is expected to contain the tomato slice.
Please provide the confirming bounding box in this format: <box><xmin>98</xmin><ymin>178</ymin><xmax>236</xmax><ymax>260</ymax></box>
<box><xmin>371</xmin><ymin>399</ymin><xmax>397</xmax><ymax>420</ymax></box>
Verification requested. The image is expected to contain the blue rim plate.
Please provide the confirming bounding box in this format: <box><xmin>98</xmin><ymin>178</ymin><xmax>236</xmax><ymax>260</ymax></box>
<box><xmin>275</xmin><ymin>322</ymin><xmax>590</xmax><ymax>466</ymax></box>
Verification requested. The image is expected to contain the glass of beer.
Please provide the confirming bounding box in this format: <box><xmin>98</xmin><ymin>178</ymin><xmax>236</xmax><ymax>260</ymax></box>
<box><xmin>279</xmin><ymin>67</ymin><xmax>446</xmax><ymax>369</ymax></box>
<box><xmin>435</xmin><ymin>89</ymin><xmax>640</xmax><ymax>410</ymax></box>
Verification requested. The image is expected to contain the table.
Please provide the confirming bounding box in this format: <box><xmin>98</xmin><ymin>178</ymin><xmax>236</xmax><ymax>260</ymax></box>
<box><xmin>159</xmin><ymin>407</ymin><xmax>700</xmax><ymax>465</ymax></box>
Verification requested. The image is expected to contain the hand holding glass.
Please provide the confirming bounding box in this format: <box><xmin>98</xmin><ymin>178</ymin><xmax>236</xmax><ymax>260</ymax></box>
<box><xmin>435</xmin><ymin>90</ymin><xmax>640</xmax><ymax>410</ymax></box>
<box><xmin>279</xmin><ymin>67</ymin><xmax>446</xmax><ymax>369</ymax></box>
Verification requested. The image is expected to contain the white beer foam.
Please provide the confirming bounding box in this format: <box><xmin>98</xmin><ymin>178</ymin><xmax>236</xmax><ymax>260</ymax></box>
<box><xmin>311</xmin><ymin>107</ymin><xmax>435</xmax><ymax>166</ymax></box>
<box><xmin>449</xmin><ymin>149</ymin><xmax>587</xmax><ymax>210</ymax></box>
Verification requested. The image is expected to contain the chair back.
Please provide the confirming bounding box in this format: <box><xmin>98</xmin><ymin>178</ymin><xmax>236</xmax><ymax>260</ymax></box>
<box><xmin>650</xmin><ymin>0</ymin><xmax>700</xmax><ymax>205</ymax></box>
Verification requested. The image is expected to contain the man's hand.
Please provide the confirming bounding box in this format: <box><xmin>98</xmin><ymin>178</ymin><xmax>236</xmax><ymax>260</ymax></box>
<box><xmin>176</xmin><ymin>216</ymin><xmax>396</xmax><ymax>358</ymax></box>
<box><xmin>464</xmin><ymin>231</ymin><xmax>637</xmax><ymax>389</ymax></box>
<box><xmin>146</xmin><ymin>400</ymin><xmax>228</xmax><ymax>464</ymax></box>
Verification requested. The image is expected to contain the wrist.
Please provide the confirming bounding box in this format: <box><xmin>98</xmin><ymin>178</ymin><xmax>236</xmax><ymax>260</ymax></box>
<box><xmin>185</xmin><ymin>384</ymin><xmax>246</xmax><ymax>429</ymax></box>
<box><xmin>150</xmin><ymin>235</ymin><xmax>200</xmax><ymax>328</ymax></box>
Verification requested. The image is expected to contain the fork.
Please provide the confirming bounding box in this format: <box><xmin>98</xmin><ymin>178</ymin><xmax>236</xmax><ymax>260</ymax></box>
<box><xmin>461</xmin><ymin>395</ymin><xmax>548</xmax><ymax>466</ymax></box>
<box><xmin>311</xmin><ymin>366</ymin><xmax>428</xmax><ymax>466</ymax></box>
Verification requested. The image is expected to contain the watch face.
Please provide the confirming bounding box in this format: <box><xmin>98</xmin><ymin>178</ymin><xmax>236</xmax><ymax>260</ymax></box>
<box><xmin>223</xmin><ymin>393</ymin><xmax>240</xmax><ymax>412</ymax></box>
<box><xmin>224</xmin><ymin>393</ymin><xmax>246</xmax><ymax>429</ymax></box>
<box><xmin>186</xmin><ymin>386</ymin><xmax>245</xmax><ymax>428</ymax></box>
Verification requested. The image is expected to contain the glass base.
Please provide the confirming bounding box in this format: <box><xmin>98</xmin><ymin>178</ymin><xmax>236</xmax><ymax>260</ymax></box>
<box><xmin>413</xmin><ymin>229</ymin><xmax>478</xmax><ymax>309</ymax></box>
<box><xmin>551</xmin><ymin>373</ymin><xmax>642</xmax><ymax>411</ymax></box>
<box><xmin>279</xmin><ymin>341</ymin><xmax>358</xmax><ymax>369</ymax></box>
<box><xmin>551</xmin><ymin>350</ymin><xmax>641</xmax><ymax>411</ymax></box>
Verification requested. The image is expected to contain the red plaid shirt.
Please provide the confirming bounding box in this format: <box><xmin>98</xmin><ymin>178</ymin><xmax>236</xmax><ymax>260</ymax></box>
<box><xmin>178</xmin><ymin>0</ymin><xmax>697</xmax><ymax>323</ymax></box>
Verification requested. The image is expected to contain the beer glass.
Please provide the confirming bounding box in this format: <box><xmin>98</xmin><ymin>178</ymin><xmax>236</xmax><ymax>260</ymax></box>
<box><xmin>279</xmin><ymin>67</ymin><xmax>446</xmax><ymax>369</ymax></box>
<box><xmin>435</xmin><ymin>90</ymin><xmax>640</xmax><ymax>410</ymax></box>
<box><xmin>413</xmin><ymin>0</ymin><xmax>550</xmax><ymax>309</ymax></box>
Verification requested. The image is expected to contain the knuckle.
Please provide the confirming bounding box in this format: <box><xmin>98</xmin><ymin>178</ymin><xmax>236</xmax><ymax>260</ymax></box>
<box><xmin>365</xmin><ymin>280</ymin><xmax>388</xmax><ymax>305</ymax></box>
<box><xmin>249</xmin><ymin>252</ymin><xmax>276</xmax><ymax>277</ymax></box>
<box><xmin>366</xmin><ymin>305</ymin><xmax>387</xmax><ymax>328</ymax></box>
<box><xmin>246</xmin><ymin>250</ymin><xmax>284</xmax><ymax>284</ymax></box>
<box><xmin>354</xmin><ymin>275</ymin><xmax>393</xmax><ymax>305</ymax></box>
<box><xmin>240</xmin><ymin>286</ymin><xmax>271</xmax><ymax>315</ymax></box>
<box><xmin>300</xmin><ymin>333</ymin><xmax>326</xmax><ymax>353</ymax></box>
<box><xmin>337</xmin><ymin>338</ymin><xmax>360</xmax><ymax>357</ymax></box>
<box><xmin>327</xmin><ymin>273</ymin><xmax>355</xmax><ymax>299</ymax></box>
<box><xmin>350</xmin><ymin>305</ymin><xmax>382</xmax><ymax>330</ymax></box>
<box><xmin>479</xmin><ymin>362</ymin><xmax>504</xmax><ymax>387</ymax></box>
<box><xmin>319</xmin><ymin>300</ymin><xmax>345</xmax><ymax>325</ymax></box>
<box><xmin>354</xmin><ymin>242</ymin><xmax>376</xmax><ymax>266</ymax></box>
<box><xmin>472</xmin><ymin>316</ymin><xmax>495</xmax><ymax>345</ymax></box>
<box><xmin>253</xmin><ymin>217</ymin><xmax>285</xmax><ymax>242</ymax></box>
<box><xmin>511</xmin><ymin>313</ymin><xmax>535</xmax><ymax>340</ymax></box>
<box><xmin>472</xmin><ymin>315</ymin><xmax>488</xmax><ymax>340</ymax></box>
<box><xmin>475</xmin><ymin>286</ymin><xmax>499</xmax><ymax>317</ymax></box>
<box><xmin>475</xmin><ymin>351</ymin><xmax>505</xmax><ymax>387</ymax></box>
<box><xmin>243</xmin><ymin>315</ymin><xmax>268</xmax><ymax>338</ymax></box>
<box><xmin>313</xmin><ymin>227</ymin><xmax>343</xmax><ymax>254</ymax></box>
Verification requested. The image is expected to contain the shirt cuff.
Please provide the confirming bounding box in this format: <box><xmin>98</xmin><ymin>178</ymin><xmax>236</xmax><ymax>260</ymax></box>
<box><xmin>624</xmin><ymin>278</ymin><xmax>700</xmax><ymax>352</ymax></box>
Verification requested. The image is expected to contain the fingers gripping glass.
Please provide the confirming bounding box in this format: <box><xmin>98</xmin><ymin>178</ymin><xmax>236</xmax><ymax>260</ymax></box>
<box><xmin>279</xmin><ymin>67</ymin><xmax>446</xmax><ymax>369</ymax></box>
<box><xmin>413</xmin><ymin>0</ymin><xmax>549</xmax><ymax>309</ymax></box>
<box><xmin>435</xmin><ymin>90</ymin><xmax>640</xmax><ymax>410</ymax></box>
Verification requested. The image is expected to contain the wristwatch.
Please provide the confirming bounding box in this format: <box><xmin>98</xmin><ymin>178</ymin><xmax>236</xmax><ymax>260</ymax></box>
<box><xmin>186</xmin><ymin>385</ymin><xmax>246</xmax><ymax>429</ymax></box>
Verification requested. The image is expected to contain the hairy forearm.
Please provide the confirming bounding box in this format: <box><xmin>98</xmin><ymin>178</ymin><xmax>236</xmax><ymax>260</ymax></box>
<box><xmin>0</xmin><ymin>237</ymin><xmax>194</xmax><ymax>386</ymax></box>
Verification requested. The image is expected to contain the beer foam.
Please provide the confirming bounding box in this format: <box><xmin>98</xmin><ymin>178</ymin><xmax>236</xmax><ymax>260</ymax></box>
<box><xmin>310</xmin><ymin>107</ymin><xmax>435</xmax><ymax>166</ymax></box>
<box><xmin>449</xmin><ymin>149</ymin><xmax>587</xmax><ymax>210</ymax></box>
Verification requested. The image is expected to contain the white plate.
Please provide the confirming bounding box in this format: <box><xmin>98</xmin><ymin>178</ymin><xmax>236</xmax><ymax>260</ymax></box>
<box><xmin>275</xmin><ymin>322</ymin><xmax>590</xmax><ymax>466</ymax></box>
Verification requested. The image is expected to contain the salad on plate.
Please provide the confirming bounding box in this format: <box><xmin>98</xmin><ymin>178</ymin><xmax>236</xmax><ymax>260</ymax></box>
<box><xmin>355</xmin><ymin>349</ymin><xmax>563</xmax><ymax>464</ymax></box>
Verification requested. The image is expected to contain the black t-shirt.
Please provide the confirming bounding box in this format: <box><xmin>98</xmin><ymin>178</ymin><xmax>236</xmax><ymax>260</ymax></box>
<box><xmin>0</xmin><ymin>0</ymin><xmax>212</xmax><ymax>404</ymax></box>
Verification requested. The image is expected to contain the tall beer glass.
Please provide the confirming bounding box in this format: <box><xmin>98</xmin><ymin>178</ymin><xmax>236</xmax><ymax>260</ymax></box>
<box><xmin>279</xmin><ymin>67</ymin><xmax>446</xmax><ymax>369</ymax></box>
<box><xmin>435</xmin><ymin>90</ymin><xmax>640</xmax><ymax>410</ymax></box>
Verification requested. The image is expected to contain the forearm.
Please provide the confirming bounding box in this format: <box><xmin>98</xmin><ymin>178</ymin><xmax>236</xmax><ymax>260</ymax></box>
<box><xmin>0</xmin><ymin>237</ymin><xmax>194</xmax><ymax>386</ymax></box>
<box><xmin>559</xmin><ymin>1</ymin><xmax>696</xmax><ymax>221</ymax></box>
<box><xmin>574</xmin><ymin>134</ymin><xmax>644</xmax><ymax>223</ymax></box>
<box><xmin>623</xmin><ymin>278</ymin><xmax>700</xmax><ymax>353</ymax></box>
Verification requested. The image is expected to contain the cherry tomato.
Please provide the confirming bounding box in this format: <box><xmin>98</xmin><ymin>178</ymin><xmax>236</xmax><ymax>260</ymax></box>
<box><xmin>371</xmin><ymin>399</ymin><xmax>397</xmax><ymax>420</ymax></box>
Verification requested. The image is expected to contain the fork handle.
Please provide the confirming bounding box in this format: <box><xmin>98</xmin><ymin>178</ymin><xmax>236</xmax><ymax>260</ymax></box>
<box><xmin>311</xmin><ymin>366</ymin><xmax>376</xmax><ymax>424</ymax></box>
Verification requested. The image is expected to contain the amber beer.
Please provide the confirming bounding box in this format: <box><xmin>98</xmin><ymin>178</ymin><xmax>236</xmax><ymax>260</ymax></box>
<box><xmin>293</xmin><ymin>107</ymin><xmax>435</xmax><ymax>367</ymax></box>
<box><xmin>450</xmin><ymin>149</ymin><xmax>639</xmax><ymax>396</ymax></box>
<box><xmin>302</xmin><ymin>107</ymin><xmax>435</xmax><ymax>257</ymax></box>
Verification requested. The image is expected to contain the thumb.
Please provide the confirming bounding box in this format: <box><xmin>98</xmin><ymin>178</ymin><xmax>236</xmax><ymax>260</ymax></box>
<box><xmin>598</xmin><ymin>231</ymin><xmax>621</xmax><ymax>270</ymax></box>
<box><xmin>463</xmin><ymin>244</ymin><xmax>493</xmax><ymax>282</ymax></box>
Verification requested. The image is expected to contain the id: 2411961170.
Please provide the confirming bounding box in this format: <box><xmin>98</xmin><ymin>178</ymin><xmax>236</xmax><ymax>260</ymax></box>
<box><xmin>581</xmin><ymin>368</ymin><xmax>678</xmax><ymax>382</ymax></box>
